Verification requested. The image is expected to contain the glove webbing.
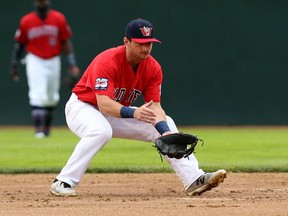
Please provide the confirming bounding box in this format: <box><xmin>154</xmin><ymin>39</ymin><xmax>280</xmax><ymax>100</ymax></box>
<box><xmin>153</xmin><ymin>138</ymin><xmax>204</xmax><ymax>162</ymax></box>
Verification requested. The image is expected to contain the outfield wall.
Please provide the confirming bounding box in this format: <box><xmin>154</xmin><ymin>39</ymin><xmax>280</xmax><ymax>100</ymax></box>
<box><xmin>1</xmin><ymin>1</ymin><xmax>287</xmax><ymax>125</ymax></box>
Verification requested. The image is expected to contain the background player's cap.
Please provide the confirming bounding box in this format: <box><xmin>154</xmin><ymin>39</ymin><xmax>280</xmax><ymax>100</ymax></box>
<box><xmin>125</xmin><ymin>18</ymin><xmax>161</xmax><ymax>43</ymax></box>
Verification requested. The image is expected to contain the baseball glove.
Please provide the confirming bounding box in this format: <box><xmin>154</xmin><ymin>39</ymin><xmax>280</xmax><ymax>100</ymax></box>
<box><xmin>154</xmin><ymin>133</ymin><xmax>203</xmax><ymax>161</ymax></box>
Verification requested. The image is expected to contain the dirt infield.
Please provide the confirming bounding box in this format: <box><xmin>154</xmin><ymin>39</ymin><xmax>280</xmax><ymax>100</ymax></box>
<box><xmin>1</xmin><ymin>173</ymin><xmax>287</xmax><ymax>216</ymax></box>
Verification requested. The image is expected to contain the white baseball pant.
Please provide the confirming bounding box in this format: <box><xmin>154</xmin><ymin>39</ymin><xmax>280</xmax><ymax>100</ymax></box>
<box><xmin>56</xmin><ymin>93</ymin><xmax>204</xmax><ymax>190</ymax></box>
<box><xmin>26</xmin><ymin>53</ymin><xmax>61</xmax><ymax>107</ymax></box>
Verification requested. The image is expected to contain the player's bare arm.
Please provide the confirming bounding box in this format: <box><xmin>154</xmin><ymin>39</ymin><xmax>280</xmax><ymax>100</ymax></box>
<box><xmin>96</xmin><ymin>94</ymin><xmax>125</xmax><ymax>117</ymax></box>
<box><xmin>96</xmin><ymin>94</ymin><xmax>156</xmax><ymax>123</ymax></box>
<box><xmin>148</xmin><ymin>102</ymin><xmax>173</xmax><ymax>136</ymax></box>
<box><xmin>146</xmin><ymin>102</ymin><xmax>166</xmax><ymax>124</ymax></box>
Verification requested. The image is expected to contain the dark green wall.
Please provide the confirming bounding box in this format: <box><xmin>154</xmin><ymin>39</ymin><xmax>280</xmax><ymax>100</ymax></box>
<box><xmin>1</xmin><ymin>1</ymin><xmax>288</xmax><ymax>125</ymax></box>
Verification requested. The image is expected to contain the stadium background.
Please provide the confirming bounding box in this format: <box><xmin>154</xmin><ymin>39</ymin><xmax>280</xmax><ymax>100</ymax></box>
<box><xmin>1</xmin><ymin>0</ymin><xmax>287</xmax><ymax>126</ymax></box>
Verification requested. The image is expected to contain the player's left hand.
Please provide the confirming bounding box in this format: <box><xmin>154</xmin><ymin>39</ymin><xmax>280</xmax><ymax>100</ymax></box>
<box><xmin>63</xmin><ymin>65</ymin><xmax>81</xmax><ymax>88</ymax></box>
<box><xmin>69</xmin><ymin>65</ymin><xmax>80</xmax><ymax>77</ymax></box>
<box><xmin>154</xmin><ymin>133</ymin><xmax>204</xmax><ymax>160</ymax></box>
<box><xmin>10</xmin><ymin>67</ymin><xmax>20</xmax><ymax>82</ymax></box>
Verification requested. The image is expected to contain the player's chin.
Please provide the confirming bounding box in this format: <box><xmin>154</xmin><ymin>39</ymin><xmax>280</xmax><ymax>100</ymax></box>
<box><xmin>139</xmin><ymin>53</ymin><xmax>150</xmax><ymax>60</ymax></box>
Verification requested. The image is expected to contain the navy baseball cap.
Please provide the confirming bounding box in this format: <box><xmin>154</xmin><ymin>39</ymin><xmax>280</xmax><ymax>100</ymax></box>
<box><xmin>125</xmin><ymin>18</ymin><xmax>161</xmax><ymax>43</ymax></box>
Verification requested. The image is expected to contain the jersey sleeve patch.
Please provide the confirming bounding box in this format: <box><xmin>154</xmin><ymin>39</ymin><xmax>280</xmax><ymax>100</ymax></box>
<box><xmin>95</xmin><ymin>78</ymin><xmax>109</xmax><ymax>90</ymax></box>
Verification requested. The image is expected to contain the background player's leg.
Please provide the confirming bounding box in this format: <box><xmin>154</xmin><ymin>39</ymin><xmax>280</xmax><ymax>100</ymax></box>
<box><xmin>26</xmin><ymin>54</ymin><xmax>49</xmax><ymax>107</ymax></box>
<box><xmin>105</xmin><ymin>115</ymin><xmax>204</xmax><ymax>189</ymax></box>
<box><xmin>26</xmin><ymin>54</ymin><xmax>61</xmax><ymax>137</ymax></box>
<box><xmin>42</xmin><ymin>56</ymin><xmax>61</xmax><ymax>136</ymax></box>
<box><xmin>26</xmin><ymin>53</ymin><xmax>49</xmax><ymax>137</ymax></box>
<box><xmin>43</xmin><ymin>106</ymin><xmax>55</xmax><ymax>136</ymax></box>
<box><xmin>31</xmin><ymin>106</ymin><xmax>46</xmax><ymax>137</ymax></box>
<box><xmin>30</xmin><ymin>105</ymin><xmax>54</xmax><ymax>137</ymax></box>
<box><xmin>46</xmin><ymin>56</ymin><xmax>61</xmax><ymax>107</ymax></box>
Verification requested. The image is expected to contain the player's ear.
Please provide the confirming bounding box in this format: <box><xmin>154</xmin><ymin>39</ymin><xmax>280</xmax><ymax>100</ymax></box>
<box><xmin>123</xmin><ymin>37</ymin><xmax>131</xmax><ymax>45</ymax></box>
<box><xmin>123</xmin><ymin>37</ymin><xmax>128</xmax><ymax>44</ymax></box>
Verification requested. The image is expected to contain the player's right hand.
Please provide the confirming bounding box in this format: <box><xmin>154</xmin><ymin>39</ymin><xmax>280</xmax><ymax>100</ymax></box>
<box><xmin>10</xmin><ymin>67</ymin><xmax>20</xmax><ymax>82</ymax></box>
<box><xmin>134</xmin><ymin>100</ymin><xmax>157</xmax><ymax>124</ymax></box>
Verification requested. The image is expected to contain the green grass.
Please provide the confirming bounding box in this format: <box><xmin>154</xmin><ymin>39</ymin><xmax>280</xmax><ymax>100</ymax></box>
<box><xmin>0</xmin><ymin>126</ymin><xmax>287</xmax><ymax>173</ymax></box>
<box><xmin>185</xmin><ymin>127</ymin><xmax>288</xmax><ymax>172</ymax></box>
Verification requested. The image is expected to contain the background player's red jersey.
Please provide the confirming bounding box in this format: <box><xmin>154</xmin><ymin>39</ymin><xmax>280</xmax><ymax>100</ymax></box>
<box><xmin>14</xmin><ymin>9</ymin><xmax>72</xmax><ymax>59</ymax></box>
<box><xmin>73</xmin><ymin>45</ymin><xmax>163</xmax><ymax>106</ymax></box>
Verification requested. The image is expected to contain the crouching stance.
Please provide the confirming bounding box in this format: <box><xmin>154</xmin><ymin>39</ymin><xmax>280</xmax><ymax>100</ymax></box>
<box><xmin>50</xmin><ymin>18</ymin><xmax>226</xmax><ymax>197</ymax></box>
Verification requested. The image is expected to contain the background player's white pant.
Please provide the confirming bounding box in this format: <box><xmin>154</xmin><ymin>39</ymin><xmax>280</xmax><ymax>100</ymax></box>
<box><xmin>26</xmin><ymin>53</ymin><xmax>61</xmax><ymax>107</ymax></box>
<box><xmin>56</xmin><ymin>93</ymin><xmax>204</xmax><ymax>190</ymax></box>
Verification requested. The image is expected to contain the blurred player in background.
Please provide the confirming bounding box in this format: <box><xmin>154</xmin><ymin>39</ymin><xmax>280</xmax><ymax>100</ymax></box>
<box><xmin>10</xmin><ymin>0</ymin><xmax>80</xmax><ymax>138</ymax></box>
<box><xmin>50</xmin><ymin>18</ymin><xmax>226</xmax><ymax>197</ymax></box>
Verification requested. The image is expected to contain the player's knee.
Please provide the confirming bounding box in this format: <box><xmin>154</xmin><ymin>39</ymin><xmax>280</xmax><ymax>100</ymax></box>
<box><xmin>101</xmin><ymin>126</ymin><xmax>113</xmax><ymax>143</ymax></box>
<box><xmin>87</xmin><ymin>125</ymin><xmax>113</xmax><ymax>144</ymax></box>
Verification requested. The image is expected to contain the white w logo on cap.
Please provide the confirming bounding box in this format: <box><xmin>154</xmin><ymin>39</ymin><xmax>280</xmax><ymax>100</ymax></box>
<box><xmin>140</xmin><ymin>26</ymin><xmax>152</xmax><ymax>37</ymax></box>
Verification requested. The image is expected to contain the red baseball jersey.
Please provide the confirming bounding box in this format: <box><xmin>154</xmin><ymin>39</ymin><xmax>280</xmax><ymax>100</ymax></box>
<box><xmin>14</xmin><ymin>9</ymin><xmax>72</xmax><ymax>59</ymax></box>
<box><xmin>73</xmin><ymin>45</ymin><xmax>163</xmax><ymax>106</ymax></box>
